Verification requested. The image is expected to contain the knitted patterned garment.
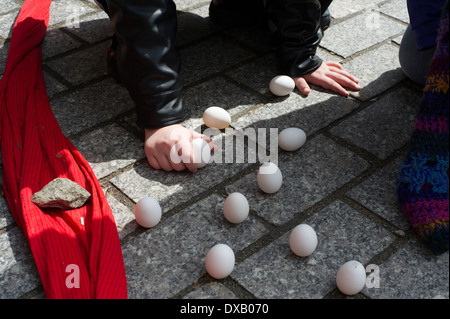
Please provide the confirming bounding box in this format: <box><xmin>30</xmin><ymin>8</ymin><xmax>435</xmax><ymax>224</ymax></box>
<box><xmin>397</xmin><ymin>8</ymin><xmax>449</xmax><ymax>255</ymax></box>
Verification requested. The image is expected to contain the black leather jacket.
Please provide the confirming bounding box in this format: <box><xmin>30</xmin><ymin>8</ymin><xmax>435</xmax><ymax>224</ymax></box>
<box><xmin>267</xmin><ymin>0</ymin><xmax>332</xmax><ymax>77</ymax></box>
<box><xmin>102</xmin><ymin>0</ymin><xmax>331</xmax><ymax>129</ymax></box>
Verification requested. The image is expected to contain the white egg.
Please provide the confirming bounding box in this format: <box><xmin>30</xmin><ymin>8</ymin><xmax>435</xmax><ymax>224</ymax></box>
<box><xmin>257</xmin><ymin>162</ymin><xmax>283</xmax><ymax>194</ymax></box>
<box><xmin>203</xmin><ymin>106</ymin><xmax>232</xmax><ymax>129</ymax></box>
<box><xmin>205</xmin><ymin>244</ymin><xmax>235</xmax><ymax>279</ymax></box>
<box><xmin>134</xmin><ymin>197</ymin><xmax>162</xmax><ymax>228</ymax></box>
<box><xmin>223</xmin><ymin>192</ymin><xmax>249</xmax><ymax>224</ymax></box>
<box><xmin>289</xmin><ymin>224</ymin><xmax>318</xmax><ymax>257</ymax></box>
<box><xmin>192</xmin><ymin>138</ymin><xmax>211</xmax><ymax>169</ymax></box>
<box><xmin>269</xmin><ymin>75</ymin><xmax>295</xmax><ymax>96</ymax></box>
<box><xmin>336</xmin><ymin>260</ymin><xmax>367</xmax><ymax>295</ymax></box>
<box><xmin>278</xmin><ymin>127</ymin><xmax>307</xmax><ymax>151</ymax></box>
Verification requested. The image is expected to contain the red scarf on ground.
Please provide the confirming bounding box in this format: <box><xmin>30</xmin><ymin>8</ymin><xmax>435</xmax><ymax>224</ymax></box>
<box><xmin>0</xmin><ymin>0</ymin><xmax>127</xmax><ymax>298</ymax></box>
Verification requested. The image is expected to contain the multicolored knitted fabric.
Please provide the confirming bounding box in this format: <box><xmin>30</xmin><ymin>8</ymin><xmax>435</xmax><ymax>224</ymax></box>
<box><xmin>397</xmin><ymin>6</ymin><xmax>449</xmax><ymax>255</ymax></box>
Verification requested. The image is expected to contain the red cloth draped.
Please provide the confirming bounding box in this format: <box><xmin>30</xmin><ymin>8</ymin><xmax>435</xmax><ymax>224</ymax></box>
<box><xmin>0</xmin><ymin>0</ymin><xmax>127</xmax><ymax>299</ymax></box>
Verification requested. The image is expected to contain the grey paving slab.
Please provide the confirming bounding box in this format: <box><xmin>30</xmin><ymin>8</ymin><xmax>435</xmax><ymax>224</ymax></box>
<box><xmin>174</xmin><ymin>0</ymin><xmax>210</xmax><ymax>12</ymax></box>
<box><xmin>110</xmin><ymin>131</ymin><xmax>253</xmax><ymax>212</ymax></box>
<box><xmin>226</xmin><ymin>54</ymin><xmax>278</xmax><ymax>96</ymax></box>
<box><xmin>46</xmin><ymin>40</ymin><xmax>110</xmax><ymax>86</ymax></box>
<box><xmin>122</xmin><ymin>194</ymin><xmax>268</xmax><ymax>298</ymax></box>
<box><xmin>63</xmin><ymin>11</ymin><xmax>113</xmax><ymax>44</ymax></box>
<box><xmin>182</xmin><ymin>76</ymin><xmax>262</xmax><ymax>121</ymax></box>
<box><xmin>0</xmin><ymin>195</ymin><xmax>14</xmax><ymax>229</ymax></box>
<box><xmin>177</xmin><ymin>5</ymin><xmax>221</xmax><ymax>47</ymax></box>
<box><xmin>378</xmin><ymin>0</ymin><xmax>410</xmax><ymax>23</ymax></box>
<box><xmin>0</xmin><ymin>42</ymin><xmax>8</xmax><ymax>75</ymax></box>
<box><xmin>330</xmin><ymin>87</ymin><xmax>421</xmax><ymax>160</ymax></box>
<box><xmin>106</xmin><ymin>192</ymin><xmax>139</xmax><ymax>240</ymax></box>
<box><xmin>0</xmin><ymin>0</ymin><xmax>21</xmax><ymax>14</ymax></box>
<box><xmin>71</xmin><ymin>123</ymin><xmax>145</xmax><ymax>179</ymax></box>
<box><xmin>392</xmin><ymin>35</ymin><xmax>403</xmax><ymax>46</ymax></box>
<box><xmin>232</xmin><ymin>200</ymin><xmax>396</xmax><ymax>298</ymax></box>
<box><xmin>362</xmin><ymin>239</ymin><xmax>449</xmax><ymax>299</ymax></box>
<box><xmin>346</xmin><ymin>153</ymin><xmax>410</xmax><ymax>230</ymax></box>
<box><xmin>43</xmin><ymin>71</ymin><xmax>67</xmax><ymax>97</ymax></box>
<box><xmin>328</xmin><ymin>0</ymin><xmax>385</xmax><ymax>19</ymax></box>
<box><xmin>0</xmin><ymin>227</ymin><xmax>41</xmax><ymax>299</ymax></box>
<box><xmin>183</xmin><ymin>282</ymin><xmax>238</xmax><ymax>299</ymax></box>
<box><xmin>42</xmin><ymin>29</ymin><xmax>82</xmax><ymax>60</ymax></box>
<box><xmin>48</xmin><ymin>0</ymin><xmax>96</xmax><ymax>28</ymax></box>
<box><xmin>0</xmin><ymin>10</ymin><xmax>17</xmax><ymax>40</ymax></box>
<box><xmin>231</xmin><ymin>89</ymin><xmax>359</xmax><ymax>138</ymax></box>
<box><xmin>180</xmin><ymin>35</ymin><xmax>255</xmax><ymax>86</ymax></box>
<box><xmin>343</xmin><ymin>44</ymin><xmax>405</xmax><ymax>101</ymax></box>
<box><xmin>320</xmin><ymin>11</ymin><xmax>405</xmax><ymax>58</ymax></box>
<box><xmin>50</xmin><ymin>78</ymin><xmax>134</xmax><ymax>137</ymax></box>
<box><xmin>226</xmin><ymin>135</ymin><xmax>369</xmax><ymax>226</ymax></box>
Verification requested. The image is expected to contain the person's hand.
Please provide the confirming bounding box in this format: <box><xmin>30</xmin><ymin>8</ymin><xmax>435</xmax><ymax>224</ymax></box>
<box><xmin>144</xmin><ymin>124</ymin><xmax>216</xmax><ymax>172</ymax></box>
<box><xmin>294</xmin><ymin>61</ymin><xmax>360</xmax><ymax>97</ymax></box>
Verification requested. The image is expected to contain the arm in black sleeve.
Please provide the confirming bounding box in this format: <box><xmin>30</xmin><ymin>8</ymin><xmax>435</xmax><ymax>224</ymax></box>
<box><xmin>266</xmin><ymin>0</ymin><xmax>332</xmax><ymax>77</ymax></box>
<box><xmin>105</xmin><ymin>0</ymin><xmax>184</xmax><ymax>129</ymax></box>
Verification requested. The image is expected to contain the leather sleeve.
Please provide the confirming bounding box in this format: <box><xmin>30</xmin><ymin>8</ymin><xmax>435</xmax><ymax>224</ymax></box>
<box><xmin>266</xmin><ymin>0</ymin><xmax>332</xmax><ymax>78</ymax></box>
<box><xmin>105</xmin><ymin>0</ymin><xmax>184</xmax><ymax>129</ymax></box>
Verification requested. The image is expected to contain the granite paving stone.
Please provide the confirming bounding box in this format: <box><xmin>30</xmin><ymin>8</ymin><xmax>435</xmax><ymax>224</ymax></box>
<box><xmin>110</xmin><ymin>131</ymin><xmax>253</xmax><ymax>212</ymax></box>
<box><xmin>0</xmin><ymin>0</ymin><xmax>21</xmax><ymax>14</ymax></box>
<box><xmin>71</xmin><ymin>123</ymin><xmax>145</xmax><ymax>179</ymax></box>
<box><xmin>180</xmin><ymin>35</ymin><xmax>255</xmax><ymax>86</ymax></box>
<box><xmin>226</xmin><ymin>54</ymin><xmax>278</xmax><ymax>96</ymax></box>
<box><xmin>176</xmin><ymin>5</ymin><xmax>221</xmax><ymax>48</ymax></box>
<box><xmin>43</xmin><ymin>71</ymin><xmax>67</xmax><ymax>97</ymax></box>
<box><xmin>231</xmin><ymin>89</ymin><xmax>359</xmax><ymax>139</ymax></box>
<box><xmin>0</xmin><ymin>42</ymin><xmax>8</xmax><ymax>75</ymax></box>
<box><xmin>46</xmin><ymin>40</ymin><xmax>110</xmax><ymax>86</ymax></box>
<box><xmin>378</xmin><ymin>0</ymin><xmax>410</xmax><ymax>24</ymax></box>
<box><xmin>182</xmin><ymin>76</ymin><xmax>262</xmax><ymax>121</ymax></box>
<box><xmin>122</xmin><ymin>194</ymin><xmax>269</xmax><ymax>298</ymax></box>
<box><xmin>50</xmin><ymin>78</ymin><xmax>135</xmax><ymax>137</ymax></box>
<box><xmin>174</xmin><ymin>0</ymin><xmax>210</xmax><ymax>11</ymax></box>
<box><xmin>346</xmin><ymin>153</ymin><xmax>410</xmax><ymax>230</ymax></box>
<box><xmin>343</xmin><ymin>44</ymin><xmax>406</xmax><ymax>101</ymax></box>
<box><xmin>362</xmin><ymin>239</ymin><xmax>449</xmax><ymax>299</ymax></box>
<box><xmin>106</xmin><ymin>192</ymin><xmax>139</xmax><ymax>240</ymax></box>
<box><xmin>328</xmin><ymin>0</ymin><xmax>385</xmax><ymax>19</ymax></box>
<box><xmin>320</xmin><ymin>11</ymin><xmax>405</xmax><ymax>58</ymax></box>
<box><xmin>0</xmin><ymin>195</ymin><xmax>14</xmax><ymax>229</ymax></box>
<box><xmin>231</xmin><ymin>200</ymin><xmax>396</xmax><ymax>299</ymax></box>
<box><xmin>226</xmin><ymin>135</ymin><xmax>369</xmax><ymax>225</ymax></box>
<box><xmin>0</xmin><ymin>11</ymin><xmax>17</xmax><ymax>40</ymax></box>
<box><xmin>62</xmin><ymin>11</ymin><xmax>114</xmax><ymax>44</ymax></box>
<box><xmin>42</xmin><ymin>29</ymin><xmax>82</xmax><ymax>60</ymax></box>
<box><xmin>48</xmin><ymin>0</ymin><xmax>96</xmax><ymax>28</ymax></box>
<box><xmin>183</xmin><ymin>282</ymin><xmax>238</xmax><ymax>299</ymax></box>
<box><xmin>329</xmin><ymin>87</ymin><xmax>421</xmax><ymax>160</ymax></box>
<box><xmin>0</xmin><ymin>227</ymin><xmax>41</xmax><ymax>299</ymax></box>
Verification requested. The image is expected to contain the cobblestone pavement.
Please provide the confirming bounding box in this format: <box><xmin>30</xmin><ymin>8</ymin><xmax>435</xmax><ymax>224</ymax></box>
<box><xmin>0</xmin><ymin>0</ymin><xmax>448</xmax><ymax>300</ymax></box>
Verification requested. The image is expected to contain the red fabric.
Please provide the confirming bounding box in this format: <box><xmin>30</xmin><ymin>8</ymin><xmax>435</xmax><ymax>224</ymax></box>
<box><xmin>0</xmin><ymin>0</ymin><xmax>127</xmax><ymax>299</ymax></box>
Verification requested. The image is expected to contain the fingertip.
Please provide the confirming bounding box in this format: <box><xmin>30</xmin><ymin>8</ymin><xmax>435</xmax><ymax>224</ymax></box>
<box><xmin>301</xmin><ymin>88</ymin><xmax>311</xmax><ymax>96</ymax></box>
